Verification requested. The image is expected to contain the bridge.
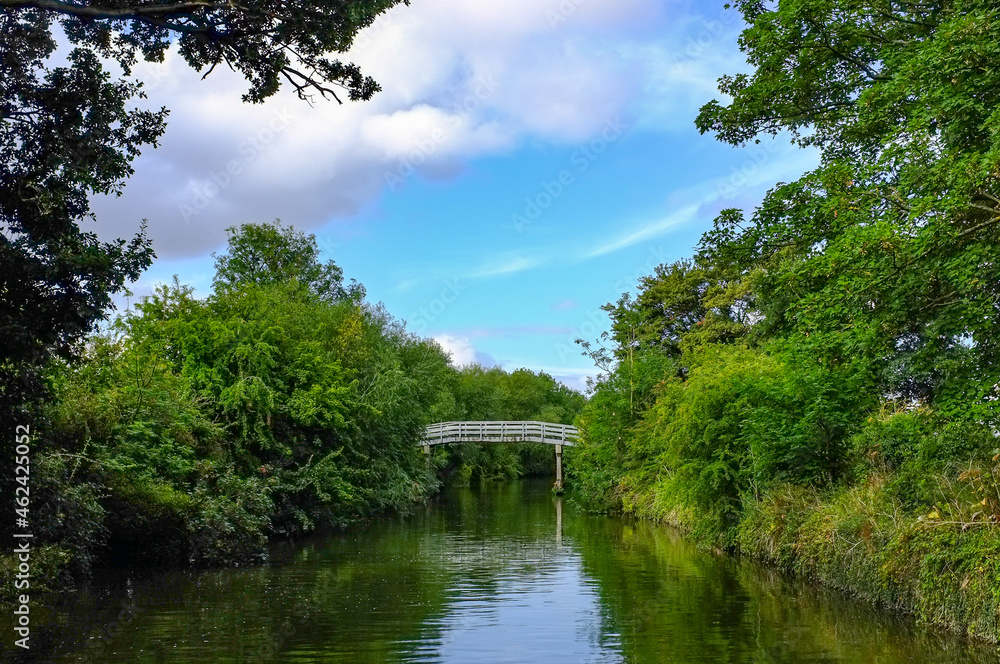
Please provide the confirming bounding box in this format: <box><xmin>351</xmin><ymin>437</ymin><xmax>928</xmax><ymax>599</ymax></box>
<box><xmin>420</xmin><ymin>421</ymin><xmax>579</xmax><ymax>491</ymax></box>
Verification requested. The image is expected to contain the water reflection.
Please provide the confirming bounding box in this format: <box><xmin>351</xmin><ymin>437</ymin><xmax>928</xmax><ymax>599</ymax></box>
<box><xmin>2</xmin><ymin>481</ymin><xmax>998</xmax><ymax>663</ymax></box>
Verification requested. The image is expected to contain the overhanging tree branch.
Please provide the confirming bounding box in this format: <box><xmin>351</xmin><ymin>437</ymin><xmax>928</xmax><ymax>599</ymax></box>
<box><xmin>0</xmin><ymin>0</ymin><xmax>227</xmax><ymax>19</ymax></box>
<box><xmin>1</xmin><ymin>0</ymin><xmax>401</xmax><ymax>103</ymax></box>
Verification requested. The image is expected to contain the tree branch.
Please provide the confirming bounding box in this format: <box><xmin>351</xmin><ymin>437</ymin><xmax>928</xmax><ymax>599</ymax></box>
<box><xmin>0</xmin><ymin>0</ymin><xmax>225</xmax><ymax>19</ymax></box>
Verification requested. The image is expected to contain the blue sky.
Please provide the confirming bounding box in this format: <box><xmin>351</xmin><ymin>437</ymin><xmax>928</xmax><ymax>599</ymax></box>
<box><xmin>93</xmin><ymin>0</ymin><xmax>818</xmax><ymax>391</ymax></box>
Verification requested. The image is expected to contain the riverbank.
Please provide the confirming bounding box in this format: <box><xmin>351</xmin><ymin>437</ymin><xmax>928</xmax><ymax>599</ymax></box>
<box><xmin>595</xmin><ymin>472</ymin><xmax>1000</xmax><ymax>643</ymax></box>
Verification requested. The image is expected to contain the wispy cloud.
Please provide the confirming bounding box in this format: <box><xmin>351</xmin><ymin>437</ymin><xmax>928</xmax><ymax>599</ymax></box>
<box><xmin>582</xmin><ymin>204</ymin><xmax>699</xmax><ymax>259</ymax></box>
<box><xmin>551</xmin><ymin>299</ymin><xmax>578</xmax><ymax>311</ymax></box>
<box><xmin>577</xmin><ymin>142</ymin><xmax>818</xmax><ymax>261</ymax></box>
<box><xmin>466</xmin><ymin>254</ymin><xmax>544</xmax><ymax>279</ymax></box>
<box><xmin>392</xmin><ymin>277</ymin><xmax>422</xmax><ymax>293</ymax></box>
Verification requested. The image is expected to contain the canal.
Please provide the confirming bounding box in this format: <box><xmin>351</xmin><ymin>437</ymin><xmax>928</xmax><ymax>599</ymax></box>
<box><xmin>4</xmin><ymin>479</ymin><xmax>999</xmax><ymax>663</ymax></box>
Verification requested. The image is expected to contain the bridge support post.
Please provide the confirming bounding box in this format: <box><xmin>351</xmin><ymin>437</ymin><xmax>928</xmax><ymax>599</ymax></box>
<box><xmin>554</xmin><ymin>444</ymin><xmax>564</xmax><ymax>494</ymax></box>
<box><xmin>422</xmin><ymin>443</ymin><xmax>431</xmax><ymax>458</ymax></box>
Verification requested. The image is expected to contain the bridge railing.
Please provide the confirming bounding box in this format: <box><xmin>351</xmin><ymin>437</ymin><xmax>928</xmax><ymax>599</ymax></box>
<box><xmin>421</xmin><ymin>421</ymin><xmax>579</xmax><ymax>447</ymax></box>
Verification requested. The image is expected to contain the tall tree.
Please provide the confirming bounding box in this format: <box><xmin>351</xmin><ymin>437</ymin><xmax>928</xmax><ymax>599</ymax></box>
<box><xmin>212</xmin><ymin>221</ymin><xmax>363</xmax><ymax>301</ymax></box>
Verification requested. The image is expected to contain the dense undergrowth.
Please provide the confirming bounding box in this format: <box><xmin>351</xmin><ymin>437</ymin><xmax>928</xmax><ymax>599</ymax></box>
<box><xmin>572</xmin><ymin>398</ymin><xmax>1000</xmax><ymax>640</ymax></box>
<box><xmin>0</xmin><ymin>222</ymin><xmax>583</xmax><ymax>594</ymax></box>
<box><xmin>570</xmin><ymin>0</ymin><xmax>1000</xmax><ymax>642</ymax></box>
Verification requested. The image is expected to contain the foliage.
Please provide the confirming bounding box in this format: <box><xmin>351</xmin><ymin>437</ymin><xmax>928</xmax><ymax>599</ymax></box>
<box><xmin>28</xmin><ymin>221</ymin><xmax>586</xmax><ymax>579</ymax></box>
<box><xmin>571</xmin><ymin>0</ymin><xmax>1000</xmax><ymax>638</ymax></box>
<box><xmin>433</xmin><ymin>364</ymin><xmax>587</xmax><ymax>483</ymax></box>
<box><xmin>570</xmin><ymin>347</ymin><xmax>678</xmax><ymax>506</ymax></box>
<box><xmin>0</xmin><ymin>0</ymin><xmax>406</xmax><ymax>462</ymax></box>
<box><xmin>118</xmin><ymin>229</ymin><xmax>452</xmax><ymax>535</ymax></box>
<box><xmin>212</xmin><ymin>221</ymin><xmax>364</xmax><ymax>302</ymax></box>
<box><xmin>0</xmin><ymin>9</ymin><xmax>161</xmax><ymax>462</ymax></box>
<box><xmin>43</xmin><ymin>332</ymin><xmax>272</xmax><ymax>567</ymax></box>
<box><xmin>3</xmin><ymin>0</ymin><xmax>403</xmax><ymax>104</ymax></box>
<box><xmin>576</xmin><ymin>0</ymin><xmax>1000</xmax><ymax>513</ymax></box>
<box><xmin>695</xmin><ymin>0</ymin><xmax>1000</xmax><ymax>422</ymax></box>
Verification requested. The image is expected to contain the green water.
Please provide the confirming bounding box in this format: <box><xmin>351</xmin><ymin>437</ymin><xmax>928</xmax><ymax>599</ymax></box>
<box><xmin>4</xmin><ymin>480</ymin><xmax>999</xmax><ymax>663</ymax></box>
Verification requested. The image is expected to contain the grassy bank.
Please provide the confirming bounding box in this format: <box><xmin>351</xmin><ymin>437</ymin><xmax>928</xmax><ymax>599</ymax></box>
<box><xmin>590</xmin><ymin>477</ymin><xmax>1000</xmax><ymax>642</ymax></box>
<box><xmin>739</xmin><ymin>480</ymin><xmax>1000</xmax><ymax>640</ymax></box>
<box><xmin>569</xmin><ymin>407</ymin><xmax>1000</xmax><ymax>641</ymax></box>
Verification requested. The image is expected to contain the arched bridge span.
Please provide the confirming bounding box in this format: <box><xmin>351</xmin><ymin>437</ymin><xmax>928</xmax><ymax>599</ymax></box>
<box><xmin>420</xmin><ymin>421</ymin><xmax>579</xmax><ymax>491</ymax></box>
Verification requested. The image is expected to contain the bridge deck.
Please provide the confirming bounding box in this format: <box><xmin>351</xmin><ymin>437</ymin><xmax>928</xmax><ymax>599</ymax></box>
<box><xmin>421</xmin><ymin>421</ymin><xmax>578</xmax><ymax>447</ymax></box>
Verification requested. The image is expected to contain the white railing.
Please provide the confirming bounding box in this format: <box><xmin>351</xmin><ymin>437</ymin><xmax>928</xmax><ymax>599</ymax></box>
<box><xmin>420</xmin><ymin>421</ymin><xmax>579</xmax><ymax>447</ymax></box>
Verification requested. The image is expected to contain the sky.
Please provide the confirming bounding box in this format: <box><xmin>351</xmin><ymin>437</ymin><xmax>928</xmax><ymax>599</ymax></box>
<box><xmin>89</xmin><ymin>0</ymin><xmax>818</xmax><ymax>392</ymax></box>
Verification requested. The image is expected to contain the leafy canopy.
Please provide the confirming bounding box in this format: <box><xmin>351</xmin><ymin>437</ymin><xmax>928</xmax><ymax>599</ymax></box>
<box><xmin>696</xmin><ymin>0</ymin><xmax>1000</xmax><ymax>419</ymax></box>
<box><xmin>212</xmin><ymin>221</ymin><xmax>364</xmax><ymax>302</ymax></box>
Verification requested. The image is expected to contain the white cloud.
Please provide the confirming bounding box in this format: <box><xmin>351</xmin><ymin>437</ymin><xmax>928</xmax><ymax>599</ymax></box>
<box><xmin>578</xmin><ymin>140</ymin><xmax>819</xmax><ymax>259</ymax></box>
<box><xmin>467</xmin><ymin>254</ymin><xmax>544</xmax><ymax>279</ymax></box>
<box><xmin>87</xmin><ymin>0</ymin><xmax>690</xmax><ymax>258</ymax></box>
<box><xmin>360</xmin><ymin>105</ymin><xmax>511</xmax><ymax>159</ymax></box>
<box><xmin>617</xmin><ymin>5</ymin><xmax>750</xmax><ymax>129</ymax></box>
<box><xmin>583</xmin><ymin>204</ymin><xmax>699</xmax><ymax>258</ymax></box>
<box><xmin>433</xmin><ymin>334</ymin><xmax>498</xmax><ymax>368</ymax></box>
<box><xmin>517</xmin><ymin>364</ymin><xmax>596</xmax><ymax>394</ymax></box>
<box><xmin>434</xmin><ymin>337</ymin><xmax>594</xmax><ymax>392</ymax></box>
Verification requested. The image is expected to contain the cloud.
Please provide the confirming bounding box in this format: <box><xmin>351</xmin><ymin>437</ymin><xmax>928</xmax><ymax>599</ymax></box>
<box><xmin>617</xmin><ymin>4</ymin><xmax>749</xmax><ymax>130</ymax></box>
<box><xmin>521</xmin><ymin>365</ymin><xmax>597</xmax><ymax>394</ymax></box>
<box><xmin>433</xmin><ymin>334</ymin><xmax>498</xmax><ymax>368</ymax></box>
<box><xmin>551</xmin><ymin>299</ymin><xmax>579</xmax><ymax>311</ymax></box>
<box><xmin>434</xmin><ymin>336</ymin><xmax>594</xmax><ymax>392</ymax></box>
<box><xmin>467</xmin><ymin>254</ymin><xmax>544</xmax><ymax>279</ymax></box>
<box><xmin>395</xmin><ymin>249</ymin><xmax>548</xmax><ymax>287</ymax></box>
<box><xmin>583</xmin><ymin>204</ymin><xmax>699</xmax><ymax>258</ymax></box>
<box><xmin>578</xmin><ymin>141</ymin><xmax>818</xmax><ymax>260</ymax></box>
<box><xmin>86</xmin><ymin>0</ymin><xmax>688</xmax><ymax>259</ymax></box>
<box><xmin>432</xmin><ymin>333</ymin><xmax>593</xmax><ymax>393</ymax></box>
<box><xmin>393</xmin><ymin>277</ymin><xmax>421</xmax><ymax>294</ymax></box>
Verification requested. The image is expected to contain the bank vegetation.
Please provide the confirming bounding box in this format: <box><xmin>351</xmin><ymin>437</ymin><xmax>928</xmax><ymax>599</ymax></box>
<box><xmin>570</xmin><ymin>0</ymin><xmax>1000</xmax><ymax>642</ymax></box>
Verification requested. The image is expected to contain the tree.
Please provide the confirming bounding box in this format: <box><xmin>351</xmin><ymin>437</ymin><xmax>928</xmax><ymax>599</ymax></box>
<box><xmin>1</xmin><ymin>0</ymin><xmax>403</xmax><ymax>103</ymax></box>
<box><xmin>0</xmin><ymin>9</ymin><xmax>167</xmax><ymax>364</ymax></box>
<box><xmin>695</xmin><ymin>0</ymin><xmax>1000</xmax><ymax>419</ymax></box>
<box><xmin>1</xmin><ymin>0</ymin><xmax>403</xmax><ymax>427</ymax></box>
<box><xmin>119</xmin><ymin>221</ymin><xmax>443</xmax><ymax>535</ymax></box>
<box><xmin>212</xmin><ymin>221</ymin><xmax>363</xmax><ymax>301</ymax></box>
<box><xmin>1</xmin><ymin>10</ymin><xmax>164</xmax><ymax>437</ymax></box>
<box><xmin>572</xmin><ymin>0</ymin><xmax>1000</xmax><ymax>537</ymax></box>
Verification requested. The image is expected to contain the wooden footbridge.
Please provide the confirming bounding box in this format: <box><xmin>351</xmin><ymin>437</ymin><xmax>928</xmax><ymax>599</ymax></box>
<box><xmin>420</xmin><ymin>421</ymin><xmax>579</xmax><ymax>490</ymax></box>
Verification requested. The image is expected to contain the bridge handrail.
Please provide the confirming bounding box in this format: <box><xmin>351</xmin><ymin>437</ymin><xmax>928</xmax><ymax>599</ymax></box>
<box><xmin>421</xmin><ymin>420</ymin><xmax>579</xmax><ymax>447</ymax></box>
